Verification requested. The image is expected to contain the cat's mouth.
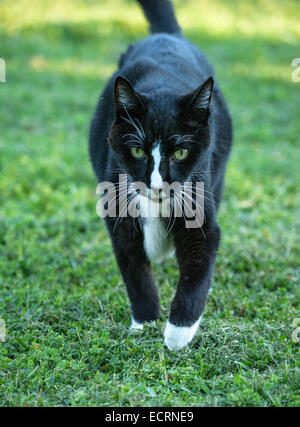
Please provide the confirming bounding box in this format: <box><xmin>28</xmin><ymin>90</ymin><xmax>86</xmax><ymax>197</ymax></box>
<box><xmin>147</xmin><ymin>189</ymin><xmax>171</xmax><ymax>203</ymax></box>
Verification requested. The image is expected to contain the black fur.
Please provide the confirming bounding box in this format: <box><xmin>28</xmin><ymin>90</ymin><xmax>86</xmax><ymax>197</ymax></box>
<box><xmin>89</xmin><ymin>0</ymin><xmax>232</xmax><ymax>330</ymax></box>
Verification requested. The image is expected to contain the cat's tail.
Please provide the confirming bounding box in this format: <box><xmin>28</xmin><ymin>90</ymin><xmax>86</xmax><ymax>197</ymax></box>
<box><xmin>137</xmin><ymin>0</ymin><xmax>182</xmax><ymax>35</ymax></box>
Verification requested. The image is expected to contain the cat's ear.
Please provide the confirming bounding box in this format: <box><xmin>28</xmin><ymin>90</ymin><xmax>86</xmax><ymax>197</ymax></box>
<box><xmin>114</xmin><ymin>76</ymin><xmax>144</xmax><ymax>117</ymax></box>
<box><xmin>180</xmin><ymin>77</ymin><xmax>214</xmax><ymax>124</ymax></box>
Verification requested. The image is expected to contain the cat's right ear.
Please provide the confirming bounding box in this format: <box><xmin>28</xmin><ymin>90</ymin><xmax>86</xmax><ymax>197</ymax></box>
<box><xmin>180</xmin><ymin>77</ymin><xmax>214</xmax><ymax>125</ymax></box>
<box><xmin>114</xmin><ymin>76</ymin><xmax>144</xmax><ymax>118</ymax></box>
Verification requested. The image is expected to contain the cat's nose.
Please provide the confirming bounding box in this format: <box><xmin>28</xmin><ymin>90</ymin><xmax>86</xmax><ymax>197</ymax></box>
<box><xmin>151</xmin><ymin>181</ymin><xmax>163</xmax><ymax>191</ymax></box>
<box><xmin>150</xmin><ymin>171</ymin><xmax>163</xmax><ymax>190</ymax></box>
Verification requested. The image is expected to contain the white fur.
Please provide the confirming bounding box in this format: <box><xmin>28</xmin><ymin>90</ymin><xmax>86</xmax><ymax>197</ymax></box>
<box><xmin>150</xmin><ymin>146</ymin><xmax>163</xmax><ymax>190</ymax></box>
<box><xmin>164</xmin><ymin>318</ymin><xmax>202</xmax><ymax>351</ymax></box>
<box><xmin>144</xmin><ymin>218</ymin><xmax>163</xmax><ymax>259</ymax></box>
<box><xmin>138</xmin><ymin>195</ymin><xmax>174</xmax><ymax>262</ymax></box>
<box><xmin>130</xmin><ymin>316</ymin><xmax>144</xmax><ymax>331</ymax></box>
<box><xmin>135</xmin><ymin>144</ymin><xmax>174</xmax><ymax>261</ymax></box>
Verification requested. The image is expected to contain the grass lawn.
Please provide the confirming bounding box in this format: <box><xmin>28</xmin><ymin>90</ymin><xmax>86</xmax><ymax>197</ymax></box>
<box><xmin>0</xmin><ymin>0</ymin><xmax>299</xmax><ymax>407</ymax></box>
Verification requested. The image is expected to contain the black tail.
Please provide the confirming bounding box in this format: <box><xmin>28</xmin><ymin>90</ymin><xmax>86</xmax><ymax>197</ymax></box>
<box><xmin>137</xmin><ymin>0</ymin><xmax>181</xmax><ymax>35</ymax></box>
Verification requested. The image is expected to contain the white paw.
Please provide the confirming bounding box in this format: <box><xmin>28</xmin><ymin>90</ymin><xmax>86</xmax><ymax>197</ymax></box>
<box><xmin>130</xmin><ymin>316</ymin><xmax>144</xmax><ymax>331</ymax></box>
<box><xmin>164</xmin><ymin>318</ymin><xmax>201</xmax><ymax>351</ymax></box>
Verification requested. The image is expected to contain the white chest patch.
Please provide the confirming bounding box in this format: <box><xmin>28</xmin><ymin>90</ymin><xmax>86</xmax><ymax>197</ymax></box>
<box><xmin>138</xmin><ymin>195</ymin><xmax>174</xmax><ymax>262</ymax></box>
<box><xmin>143</xmin><ymin>217</ymin><xmax>170</xmax><ymax>261</ymax></box>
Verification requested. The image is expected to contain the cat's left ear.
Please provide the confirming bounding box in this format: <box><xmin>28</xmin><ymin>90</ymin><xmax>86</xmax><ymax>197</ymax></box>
<box><xmin>114</xmin><ymin>76</ymin><xmax>144</xmax><ymax>117</ymax></box>
<box><xmin>180</xmin><ymin>77</ymin><xmax>214</xmax><ymax>124</ymax></box>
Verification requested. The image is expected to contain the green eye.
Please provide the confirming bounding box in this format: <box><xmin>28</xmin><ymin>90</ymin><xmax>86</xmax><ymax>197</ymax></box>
<box><xmin>130</xmin><ymin>147</ymin><xmax>145</xmax><ymax>159</ymax></box>
<box><xmin>173</xmin><ymin>149</ymin><xmax>188</xmax><ymax>160</ymax></box>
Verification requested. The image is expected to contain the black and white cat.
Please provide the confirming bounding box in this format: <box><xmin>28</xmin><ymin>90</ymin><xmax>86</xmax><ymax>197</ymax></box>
<box><xmin>89</xmin><ymin>0</ymin><xmax>232</xmax><ymax>350</ymax></box>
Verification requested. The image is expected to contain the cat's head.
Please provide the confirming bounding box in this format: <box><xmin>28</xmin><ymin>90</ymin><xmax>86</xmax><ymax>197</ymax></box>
<box><xmin>109</xmin><ymin>75</ymin><xmax>213</xmax><ymax>196</ymax></box>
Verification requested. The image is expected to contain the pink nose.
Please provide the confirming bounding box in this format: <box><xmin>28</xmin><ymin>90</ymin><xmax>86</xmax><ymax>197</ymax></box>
<box><xmin>150</xmin><ymin>170</ymin><xmax>163</xmax><ymax>190</ymax></box>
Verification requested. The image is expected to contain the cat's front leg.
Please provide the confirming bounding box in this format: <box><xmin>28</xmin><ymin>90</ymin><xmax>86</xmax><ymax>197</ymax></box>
<box><xmin>106</xmin><ymin>217</ymin><xmax>160</xmax><ymax>329</ymax></box>
<box><xmin>164</xmin><ymin>221</ymin><xmax>220</xmax><ymax>351</ymax></box>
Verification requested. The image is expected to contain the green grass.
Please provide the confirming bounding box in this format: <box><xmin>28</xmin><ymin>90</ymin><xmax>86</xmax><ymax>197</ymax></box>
<box><xmin>0</xmin><ymin>0</ymin><xmax>299</xmax><ymax>407</ymax></box>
